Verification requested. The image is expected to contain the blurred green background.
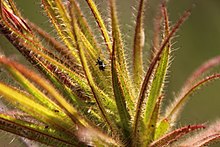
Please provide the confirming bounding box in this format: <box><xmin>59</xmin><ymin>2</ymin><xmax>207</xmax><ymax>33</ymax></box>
<box><xmin>0</xmin><ymin>0</ymin><xmax>220</xmax><ymax>146</ymax></box>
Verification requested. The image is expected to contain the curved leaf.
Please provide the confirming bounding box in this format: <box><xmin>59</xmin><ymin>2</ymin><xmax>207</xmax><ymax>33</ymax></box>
<box><xmin>181</xmin><ymin>55</ymin><xmax>220</xmax><ymax>93</ymax></box>
<box><xmin>179</xmin><ymin>121</ymin><xmax>220</xmax><ymax>147</ymax></box>
<box><xmin>150</xmin><ymin>124</ymin><xmax>205</xmax><ymax>147</ymax></box>
<box><xmin>0</xmin><ymin>112</ymin><xmax>77</xmax><ymax>146</ymax></box>
<box><xmin>165</xmin><ymin>74</ymin><xmax>220</xmax><ymax>123</ymax></box>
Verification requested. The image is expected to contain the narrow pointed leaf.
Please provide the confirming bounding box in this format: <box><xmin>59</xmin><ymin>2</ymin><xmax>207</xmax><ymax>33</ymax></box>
<box><xmin>0</xmin><ymin>82</ymin><xmax>78</xmax><ymax>136</ymax></box>
<box><xmin>133</xmin><ymin>9</ymin><xmax>190</xmax><ymax>143</ymax></box>
<box><xmin>69</xmin><ymin>4</ymin><xmax>119</xmax><ymax>136</ymax></box>
<box><xmin>112</xmin><ymin>26</ymin><xmax>131</xmax><ymax>142</ymax></box>
<box><xmin>1</xmin><ymin>59</ymin><xmax>65</xmax><ymax>114</ymax></box>
<box><xmin>180</xmin><ymin>121</ymin><xmax>220</xmax><ymax>146</ymax></box>
<box><xmin>182</xmin><ymin>55</ymin><xmax>220</xmax><ymax>92</ymax></box>
<box><xmin>71</xmin><ymin>0</ymin><xmax>99</xmax><ymax>52</ymax></box>
<box><xmin>42</xmin><ymin>0</ymin><xmax>79</xmax><ymax>61</ymax></box>
<box><xmin>28</xmin><ymin>9</ymin><xmax>112</xmax><ymax>103</ymax></box>
<box><xmin>0</xmin><ymin>56</ymin><xmax>91</xmax><ymax>128</ymax></box>
<box><xmin>165</xmin><ymin>74</ymin><xmax>220</xmax><ymax>123</ymax></box>
<box><xmin>154</xmin><ymin>118</ymin><xmax>170</xmax><ymax>140</ymax></box>
<box><xmin>0</xmin><ymin>11</ymin><xmax>90</xmax><ymax>98</ymax></box>
<box><xmin>143</xmin><ymin>5</ymin><xmax>170</xmax><ymax>145</ymax></box>
<box><xmin>150</xmin><ymin>124</ymin><xmax>205</xmax><ymax>147</ymax></box>
<box><xmin>28</xmin><ymin>21</ymin><xmax>83</xmax><ymax>74</ymax></box>
<box><xmin>0</xmin><ymin>80</ymin><xmax>115</xmax><ymax>145</ymax></box>
<box><xmin>143</xmin><ymin>95</ymin><xmax>163</xmax><ymax>146</ymax></box>
<box><xmin>132</xmin><ymin>0</ymin><xmax>146</xmax><ymax>89</ymax></box>
<box><xmin>157</xmin><ymin>74</ymin><xmax>220</xmax><ymax>138</ymax></box>
<box><xmin>0</xmin><ymin>3</ymin><xmax>31</xmax><ymax>34</ymax></box>
<box><xmin>68</xmin><ymin>3</ymin><xmax>117</xmax><ymax>112</ymax></box>
<box><xmin>0</xmin><ymin>112</ymin><xmax>78</xmax><ymax>146</ymax></box>
<box><xmin>109</xmin><ymin>0</ymin><xmax>134</xmax><ymax>110</ymax></box>
<box><xmin>86</xmin><ymin>0</ymin><xmax>112</xmax><ymax>53</ymax></box>
<box><xmin>151</xmin><ymin>6</ymin><xmax>163</xmax><ymax>59</ymax></box>
<box><xmin>6</xmin><ymin>0</ymin><xmax>22</xmax><ymax>17</ymax></box>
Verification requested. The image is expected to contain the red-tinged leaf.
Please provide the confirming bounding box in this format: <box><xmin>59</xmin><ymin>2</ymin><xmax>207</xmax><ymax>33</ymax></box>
<box><xmin>132</xmin><ymin>8</ymin><xmax>190</xmax><ymax>143</ymax></box>
<box><xmin>150</xmin><ymin>124</ymin><xmax>205</xmax><ymax>147</ymax></box>
<box><xmin>0</xmin><ymin>112</ymin><xmax>77</xmax><ymax>146</ymax></box>
<box><xmin>151</xmin><ymin>5</ymin><xmax>163</xmax><ymax>59</ymax></box>
<box><xmin>143</xmin><ymin>5</ymin><xmax>171</xmax><ymax>144</ymax></box>
<box><xmin>182</xmin><ymin>55</ymin><xmax>220</xmax><ymax>92</ymax></box>
<box><xmin>180</xmin><ymin>121</ymin><xmax>220</xmax><ymax>147</ymax></box>
<box><xmin>27</xmin><ymin>21</ymin><xmax>83</xmax><ymax>74</ymax></box>
<box><xmin>0</xmin><ymin>56</ymin><xmax>93</xmax><ymax>129</ymax></box>
<box><xmin>165</xmin><ymin>74</ymin><xmax>220</xmax><ymax>123</ymax></box>
<box><xmin>6</xmin><ymin>0</ymin><xmax>21</xmax><ymax>17</ymax></box>
<box><xmin>0</xmin><ymin>7</ymin><xmax>90</xmax><ymax>103</ymax></box>
<box><xmin>1</xmin><ymin>5</ymin><xmax>31</xmax><ymax>33</ymax></box>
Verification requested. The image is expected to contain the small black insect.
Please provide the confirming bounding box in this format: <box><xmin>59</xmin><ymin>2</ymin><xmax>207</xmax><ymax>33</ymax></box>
<box><xmin>45</xmin><ymin>125</ymin><xmax>49</xmax><ymax>129</ymax></box>
<box><xmin>54</xmin><ymin>109</ymin><xmax>59</xmax><ymax>113</ymax></box>
<box><xmin>96</xmin><ymin>57</ymin><xmax>106</xmax><ymax>71</ymax></box>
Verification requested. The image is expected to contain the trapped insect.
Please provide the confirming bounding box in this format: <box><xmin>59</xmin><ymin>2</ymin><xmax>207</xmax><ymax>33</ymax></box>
<box><xmin>96</xmin><ymin>57</ymin><xmax>106</xmax><ymax>71</ymax></box>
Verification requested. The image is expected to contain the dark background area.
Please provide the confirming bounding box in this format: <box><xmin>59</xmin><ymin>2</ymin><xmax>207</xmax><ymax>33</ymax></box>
<box><xmin>0</xmin><ymin>0</ymin><xmax>219</xmax><ymax>146</ymax></box>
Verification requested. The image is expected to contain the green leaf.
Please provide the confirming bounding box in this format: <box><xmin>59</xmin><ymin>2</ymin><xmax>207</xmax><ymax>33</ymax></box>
<box><xmin>109</xmin><ymin>0</ymin><xmax>134</xmax><ymax>111</ymax></box>
<box><xmin>0</xmin><ymin>6</ymin><xmax>90</xmax><ymax>99</ymax></box>
<box><xmin>85</xmin><ymin>0</ymin><xmax>112</xmax><ymax>53</ymax></box>
<box><xmin>0</xmin><ymin>112</ymin><xmax>78</xmax><ymax>146</ymax></box>
<box><xmin>132</xmin><ymin>0</ymin><xmax>146</xmax><ymax>90</ymax></box>
<box><xmin>0</xmin><ymin>56</ymin><xmax>91</xmax><ymax>127</ymax></box>
<box><xmin>111</xmin><ymin>25</ymin><xmax>131</xmax><ymax>141</ymax></box>
<box><xmin>69</xmin><ymin>3</ymin><xmax>119</xmax><ymax>136</ymax></box>
<box><xmin>143</xmin><ymin>95</ymin><xmax>163</xmax><ymax>146</ymax></box>
<box><xmin>71</xmin><ymin>0</ymin><xmax>99</xmax><ymax>53</ymax></box>
<box><xmin>0</xmin><ymin>82</ymin><xmax>77</xmax><ymax>135</ymax></box>
<box><xmin>154</xmin><ymin>118</ymin><xmax>170</xmax><ymax>140</ymax></box>
<box><xmin>132</xmin><ymin>8</ymin><xmax>190</xmax><ymax>145</ymax></box>
<box><xmin>42</xmin><ymin>0</ymin><xmax>79</xmax><ymax>61</ymax></box>
<box><xmin>28</xmin><ymin>21</ymin><xmax>83</xmax><ymax>74</ymax></box>
<box><xmin>142</xmin><ymin>5</ymin><xmax>170</xmax><ymax>145</ymax></box>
